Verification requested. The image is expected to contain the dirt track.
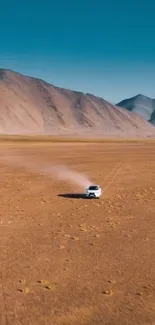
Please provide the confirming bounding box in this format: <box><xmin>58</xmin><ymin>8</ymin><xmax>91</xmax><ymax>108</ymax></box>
<box><xmin>0</xmin><ymin>140</ymin><xmax>155</xmax><ymax>325</ymax></box>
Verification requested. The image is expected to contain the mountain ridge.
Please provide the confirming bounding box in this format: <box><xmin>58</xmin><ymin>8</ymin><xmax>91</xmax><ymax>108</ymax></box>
<box><xmin>0</xmin><ymin>68</ymin><xmax>154</xmax><ymax>136</ymax></box>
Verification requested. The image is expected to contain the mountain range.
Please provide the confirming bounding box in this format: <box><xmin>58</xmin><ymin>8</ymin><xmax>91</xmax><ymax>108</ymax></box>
<box><xmin>0</xmin><ymin>69</ymin><xmax>154</xmax><ymax>137</ymax></box>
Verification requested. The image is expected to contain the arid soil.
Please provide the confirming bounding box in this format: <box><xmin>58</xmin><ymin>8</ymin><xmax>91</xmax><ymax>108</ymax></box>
<box><xmin>0</xmin><ymin>140</ymin><xmax>155</xmax><ymax>325</ymax></box>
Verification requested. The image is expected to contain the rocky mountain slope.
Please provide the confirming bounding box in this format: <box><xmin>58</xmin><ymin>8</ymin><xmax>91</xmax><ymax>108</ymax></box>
<box><xmin>0</xmin><ymin>69</ymin><xmax>154</xmax><ymax>136</ymax></box>
<box><xmin>117</xmin><ymin>94</ymin><xmax>155</xmax><ymax>125</ymax></box>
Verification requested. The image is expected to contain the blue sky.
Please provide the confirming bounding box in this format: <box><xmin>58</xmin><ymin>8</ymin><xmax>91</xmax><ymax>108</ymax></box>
<box><xmin>0</xmin><ymin>0</ymin><xmax>155</xmax><ymax>102</ymax></box>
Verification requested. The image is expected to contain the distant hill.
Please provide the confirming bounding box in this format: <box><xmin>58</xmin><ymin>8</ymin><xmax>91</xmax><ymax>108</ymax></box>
<box><xmin>117</xmin><ymin>94</ymin><xmax>155</xmax><ymax>125</ymax></box>
<box><xmin>0</xmin><ymin>69</ymin><xmax>154</xmax><ymax>136</ymax></box>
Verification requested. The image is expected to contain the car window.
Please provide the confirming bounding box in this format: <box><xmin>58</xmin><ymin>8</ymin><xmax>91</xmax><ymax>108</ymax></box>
<box><xmin>89</xmin><ymin>186</ymin><xmax>98</xmax><ymax>190</ymax></box>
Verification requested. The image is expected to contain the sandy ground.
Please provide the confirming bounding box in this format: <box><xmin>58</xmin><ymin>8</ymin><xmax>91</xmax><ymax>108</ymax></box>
<box><xmin>0</xmin><ymin>140</ymin><xmax>155</xmax><ymax>325</ymax></box>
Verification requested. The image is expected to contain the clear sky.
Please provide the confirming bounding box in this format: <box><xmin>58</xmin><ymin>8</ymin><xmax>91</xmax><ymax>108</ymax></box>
<box><xmin>0</xmin><ymin>0</ymin><xmax>155</xmax><ymax>102</ymax></box>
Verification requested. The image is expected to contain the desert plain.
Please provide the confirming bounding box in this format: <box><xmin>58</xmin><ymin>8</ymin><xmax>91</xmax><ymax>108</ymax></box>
<box><xmin>0</xmin><ymin>137</ymin><xmax>155</xmax><ymax>325</ymax></box>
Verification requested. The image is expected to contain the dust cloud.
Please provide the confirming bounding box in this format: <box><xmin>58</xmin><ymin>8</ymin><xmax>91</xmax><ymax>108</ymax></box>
<box><xmin>0</xmin><ymin>149</ymin><xmax>92</xmax><ymax>190</ymax></box>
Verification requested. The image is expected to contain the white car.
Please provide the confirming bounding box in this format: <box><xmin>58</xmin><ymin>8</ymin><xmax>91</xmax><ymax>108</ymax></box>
<box><xmin>85</xmin><ymin>185</ymin><xmax>101</xmax><ymax>198</ymax></box>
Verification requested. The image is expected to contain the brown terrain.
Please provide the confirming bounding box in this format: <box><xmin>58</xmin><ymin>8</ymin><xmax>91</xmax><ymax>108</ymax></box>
<box><xmin>0</xmin><ymin>69</ymin><xmax>155</xmax><ymax>136</ymax></box>
<box><xmin>0</xmin><ymin>138</ymin><xmax>155</xmax><ymax>325</ymax></box>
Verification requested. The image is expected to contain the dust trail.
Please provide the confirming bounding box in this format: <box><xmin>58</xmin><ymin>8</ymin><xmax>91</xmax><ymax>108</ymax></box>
<box><xmin>0</xmin><ymin>149</ymin><xmax>92</xmax><ymax>190</ymax></box>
